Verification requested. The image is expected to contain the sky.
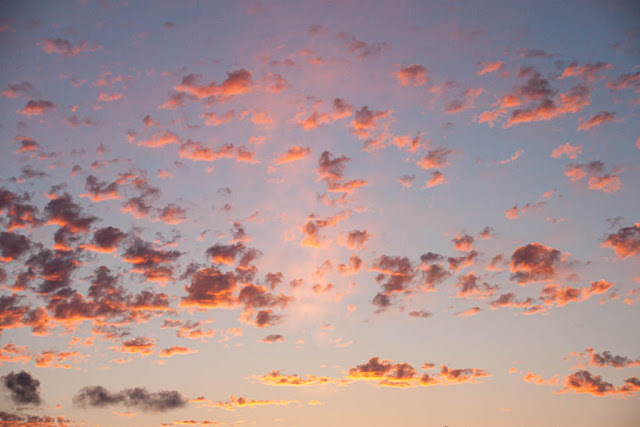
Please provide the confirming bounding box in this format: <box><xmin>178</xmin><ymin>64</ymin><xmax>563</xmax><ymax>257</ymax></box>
<box><xmin>0</xmin><ymin>0</ymin><xmax>639</xmax><ymax>425</ymax></box>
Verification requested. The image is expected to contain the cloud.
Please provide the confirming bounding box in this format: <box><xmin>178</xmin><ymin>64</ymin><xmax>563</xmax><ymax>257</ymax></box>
<box><xmin>350</xmin><ymin>106</ymin><xmax>391</xmax><ymax>139</ymax></box>
<box><xmin>394</xmin><ymin>64</ymin><xmax>428</xmax><ymax>87</ymax></box>
<box><xmin>522</xmin><ymin>372</ymin><xmax>559</xmax><ymax>386</ymax></box>
<box><xmin>424</xmin><ymin>171</ymin><xmax>447</xmax><ymax>188</ymax></box>
<box><xmin>257</xmin><ymin>357</ymin><xmax>490</xmax><ymax>389</ymax></box>
<box><xmin>212</xmin><ymin>395</ymin><xmax>297</xmax><ymax>410</ymax></box>
<box><xmin>159</xmin><ymin>346</ymin><xmax>198</xmax><ymax>358</ymax></box>
<box><xmin>509</xmin><ymin>242</ymin><xmax>563</xmax><ymax>284</ymax></box>
<box><xmin>44</xmin><ymin>192</ymin><xmax>97</xmax><ymax>233</ymax></box>
<box><xmin>455</xmin><ymin>273</ymin><xmax>498</xmax><ymax>299</ymax></box>
<box><xmin>337</xmin><ymin>254</ymin><xmax>363</xmax><ymax>275</ymax></box>
<box><xmin>17</xmin><ymin>99</ymin><xmax>56</xmax><ymax>117</ymax></box>
<box><xmin>417</xmin><ymin>148</ymin><xmax>454</xmax><ymax>170</ymax></box>
<box><xmin>12</xmin><ymin>135</ymin><xmax>41</xmax><ymax>154</ymax></box>
<box><xmin>63</xmin><ymin>114</ymin><xmax>97</xmax><ymax>128</ymax></box>
<box><xmin>80</xmin><ymin>175</ymin><xmax>119</xmax><ymax>202</ymax></box>
<box><xmin>370</xmin><ymin>255</ymin><xmax>416</xmax><ymax>309</ymax></box>
<box><xmin>489</xmin><ymin>292</ymin><xmax>536</xmax><ymax>310</ymax></box>
<box><xmin>539</xmin><ymin>280</ymin><xmax>615</xmax><ymax>307</ymax></box>
<box><xmin>452</xmin><ymin>234</ymin><xmax>474</xmax><ymax>251</ymax></box>
<box><xmin>38</xmin><ymin>38</ymin><xmax>102</xmax><ymax>56</ymax></box>
<box><xmin>73</xmin><ymin>386</ymin><xmax>187</xmax><ymax>412</ymax></box>
<box><xmin>455</xmin><ymin>307</ymin><xmax>481</xmax><ymax>317</ymax></box>
<box><xmin>556</xmin><ymin>370</ymin><xmax>640</xmax><ymax>397</ymax></box>
<box><xmin>274</xmin><ymin>146</ymin><xmax>311</xmax><ymax>165</ymax></box>
<box><xmin>409</xmin><ymin>310</ymin><xmax>432</xmax><ymax>319</ymax></box>
<box><xmin>447</xmin><ymin>251</ymin><xmax>478</xmax><ymax>272</ymax></box>
<box><xmin>300</xmin><ymin>211</ymin><xmax>350</xmax><ymax>248</ymax></box>
<box><xmin>136</xmin><ymin>130</ymin><xmax>180</xmax><ymax>148</ymax></box>
<box><xmin>295</xmin><ymin>98</ymin><xmax>353</xmax><ymax>131</ymax></box>
<box><xmin>256</xmin><ymin>371</ymin><xmax>336</xmax><ymax>386</ymax></box>
<box><xmin>445</xmin><ymin>88</ymin><xmax>482</xmax><ymax>114</ymax></box>
<box><xmin>262</xmin><ymin>334</ymin><xmax>284</xmax><ymax>343</ymax></box>
<box><xmin>506</xmin><ymin>83</ymin><xmax>590</xmax><ymax>127</ymax></box>
<box><xmin>156</xmin><ymin>204</ymin><xmax>187</xmax><ymax>225</ymax></box>
<box><xmin>122</xmin><ymin>239</ymin><xmax>182</xmax><ymax>283</ymax></box>
<box><xmin>341</xmin><ymin>230</ymin><xmax>370</xmax><ymax>250</ymax></box>
<box><xmin>0</xmin><ymin>232</ymin><xmax>31</xmax><ymax>262</ymax></box>
<box><xmin>602</xmin><ymin>224</ymin><xmax>640</xmax><ymax>259</ymax></box>
<box><xmin>0</xmin><ymin>343</ymin><xmax>31</xmax><ymax>366</ymax></box>
<box><xmin>551</xmin><ymin>143</ymin><xmax>582</xmax><ymax>159</ymax></box>
<box><xmin>97</xmin><ymin>92</ymin><xmax>123</xmax><ymax>102</ymax></box>
<box><xmin>119</xmin><ymin>337</ymin><xmax>155</xmax><ymax>355</ymax></box>
<box><xmin>559</xmin><ymin>62</ymin><xmax>612</xmax><ymax>82</ymax></box>
<box><xmin>180</xmin><ymin>267</ymin><xmax>238</xmax><ymax>309</ymax></box>
<box><xmin>35</xmin><ymin>349</ymin><xmax>84</xmax><ymax>369</ymax></box>
<box><xmin>0</xmin><ymin>294</ymin><xmax>49</xmax><ymax>335</ymax></box>
<box><xmin>477</xmin><ymin>61</ymin><xmax>505</xmax><ymax>75</ymax></box>
<box><xmin>173</xmin><ymin>69</ymin><xmax>253</xmax><ymax>103</ymax></box>
<box><xmin>81</xmin><ymin>226</ymin><xmax>127</xmax><ymax>253</ymax></box>
<box><xmin>177</xmin><ymin>140</ymin><xmax>256</xmax><ymax>164</ymax></box>
<box><xmin>606</xmin><ymin>70</ymin><xmax>640</xmax><ymax>92</ymax></box>
<box><xmin>569</xmin><ymin>348</ymin><xmax>640</xmax><ymax>369</ymax></box>
<box><xmin>1</xmin><ymin>371</ymin><xmax>41</xmax><ymax>405</ymax></box>
<box><xmin>1</xmin><ymin>81</ymin><xmax>35</xmax><ymax>99</ymax></box>
<box><xmin>577</xmin><ymin>111</ymin><xmax>619</xmax><ymax>131</ymax></box>
<box><xmin>564</xmin><ymin>161</ymin><xmax>622</xmax><ymax>193</ymax></box>
<box><xmin>337</xmin><ymin>32</ymin><xmax>388</xmax><ymax>59</ymax></box>
<box><xmin>398</xmin><ymin>175</ymin><xmax>415</xmax><ymax>187</ymax></box>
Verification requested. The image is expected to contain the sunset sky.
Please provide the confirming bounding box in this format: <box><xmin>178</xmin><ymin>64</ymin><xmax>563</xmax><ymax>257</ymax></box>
<box><xmin>0</xmin><ymin>0</ymin><xmax>639</xmax><ymax>426</ymax></box>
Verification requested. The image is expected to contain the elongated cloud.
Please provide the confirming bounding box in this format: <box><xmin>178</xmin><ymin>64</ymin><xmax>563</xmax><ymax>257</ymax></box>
<box><xmin>173</xmin><ymin>69</ymin><xmax>253</xmax><ymax>103</ymax></box>
<box><xmin>257</xmin><ymin>357</ymin><xmax>490</xmax><ymax>388</ymax></box>
<box><xmin>213</xmin><ymin>395</ymin><xmax>297</xmax><ymax>410</ymax></box>
<box><xmin>477</xmin><ymin>61</ymin><xmax>504</xmax><ymax>75</ymax></box>
<box><xmin>556</xmin><ymin>371</ymin><xmax>640</xmax><ymax>397</ymax></box>
<box><xmin>568</xmin><ymin>348</ymin><xmax>640</xmax><ymax>369</ymax></box>
<box><xmin>38</xmin><ymin>38</ymin><xmax>101</xmax><ymax>56</ymax></box>
<box><xmin>274</xmin><ymin>146</ymin><xmax>311</xmax><ymax>165</ymax></box>
<box><xmin>577</xmin><ymin>111</ymin><xmax>619</xmax><ymax>131</ymax></box>
<box><xmin>73</xmin><ymin>386</ymin><xmax>187</xmax><ymax>412</ymax></box>
<box><xmin>17</xmin><ymin>100</ymin><xmax>56</xmax><ymax>117</ymax></box>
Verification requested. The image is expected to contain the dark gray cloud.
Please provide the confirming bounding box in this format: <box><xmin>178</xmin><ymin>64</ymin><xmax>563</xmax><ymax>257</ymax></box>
<box><xmin>73</xmin><ymin>385</ymin><xmax>187</xmax><ymax>412</ymax></box>
<box><xmin>2</xmin><ymin>371</ymin><xmax>41</xmax><ymax>405</ymax></box>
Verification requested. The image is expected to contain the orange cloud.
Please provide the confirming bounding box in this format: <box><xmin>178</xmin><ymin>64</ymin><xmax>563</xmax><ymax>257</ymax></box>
<box><xmin>174</xmin><ymin>69</ymin><xmax>253</xmax><ymax>102</ymax></box>
<box><xmin>602</xmin><ymin>224</ymin><xmax>640</xmax><ymax>259</ymax></box>
<box><xmin>159</xmin><ymin>346</ymin><xmax>198</xmax><ymax>358</ymax></box>
<box><xmin>556</xmin><ymin>371</ymin><xmax>640</xmax><ymax>397</ymax></box>
<box><xmin>454</xmin><ymin>307</ymin><xmax>480</xmax><ymax>317</ymax></box>
<box><xmin>0</xmin><ymin>343</ymin><xmax>31</xmax><ymax>365</ymax></box>
<box><xmin>551</xmin><ymin>143</ymin><xmax>582</xmax><ymax>159</ymax></box>
<box><xmin>393</xmin><ymin>64</ymin><xmax>428</xmax><ymax>87</ymax></box>
<box><xmin>213</xmin><ymin>395</ymin><xmax>298</xmax><ymax>411</ymax></box>
<box><xmin>274</xmin><ymin>146</ymin><xmax>311</xmax><ymax>165</ymax></box>
<box><xmin>477</xmin><ymin>61</ymin><xmax>505</xmax><ymax>75</ymax></box>
<box><xmin>509</xmin><ymin>242</ymin><xmax>563</xmax><ymax>285</ymax></box>
<box><xmin>577</xmin><ymin>111</ymin><xmax>619</xmax><ymax>131</ymax></box>
<box><xmin>118</xmin><ymin>337</ymin><xmax>155</xmax><ymax>355</ymax></box>
<box><xmin>350</xmin><ymin>106</ymin><xmax>391</xmax><ymax>139</ymax></box>
<box><xmin>35</xmin><ymin>349</ymin><xmax>85</xmax><ymax>368</ymax></box>
<box><xmin>256</xmin><ymin>371</ymin><xmax>336</xmax><ymax>386</ymax></box>
<box><xmin>17</xmin><ymin>99</ymin><xmax>56</xmax><ymax>117</ymax></box>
